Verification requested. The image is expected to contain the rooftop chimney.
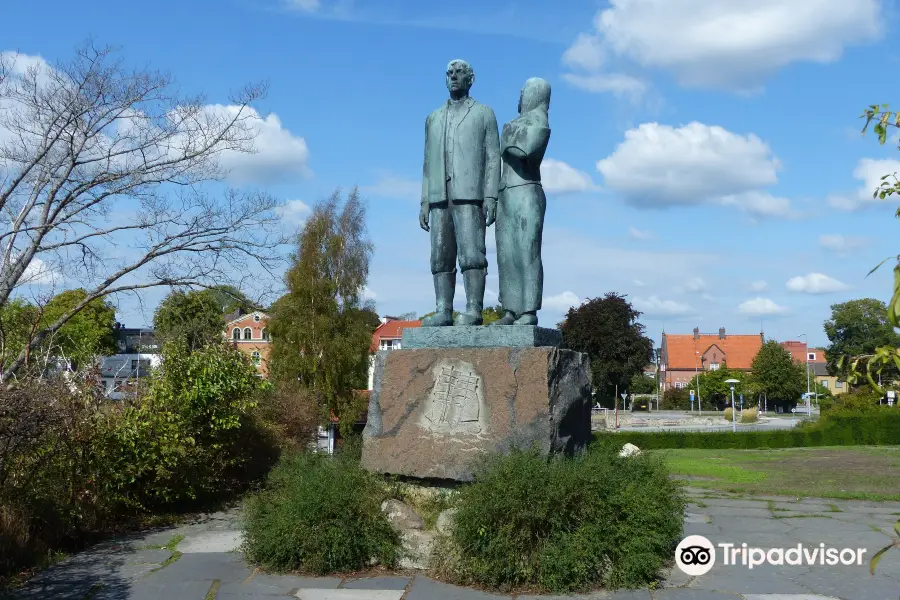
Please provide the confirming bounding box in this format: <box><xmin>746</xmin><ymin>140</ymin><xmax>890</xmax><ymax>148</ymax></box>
<box><xmin>719</xmin><ymin>327</ymin><xmax>726</xmax><ymax>339</ymax></box>
<box><xmin>693</xmin><ymin>327</ymin><xmax>700</xmax><ymax>340</ymax></box>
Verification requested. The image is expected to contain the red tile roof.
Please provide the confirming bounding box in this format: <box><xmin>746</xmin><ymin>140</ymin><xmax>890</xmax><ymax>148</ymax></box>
<box><xmin>370</xmin><ymin>319</ymin><xmax>421</xmax><ymax>352</ymax></box>
<box><xmin>780</xmin><ymin>342</ymin><xmax>827</xmax><ymax>364</ymax></box>
<box><xmin>663</xmin><ymin>332</ymin><xmax>762</xmax><ymax>370</ymax></box>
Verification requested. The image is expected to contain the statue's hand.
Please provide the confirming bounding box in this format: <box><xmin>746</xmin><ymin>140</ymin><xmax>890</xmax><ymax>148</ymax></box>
<box><xmin>484</xmin><ymin>198</ymin><xmax>497</xmax><ymax>227</ymax></box>
<box><xmin>419</xmin><ymin>203</ymin><xmax>430</xmax><ymax>232</ymax></box>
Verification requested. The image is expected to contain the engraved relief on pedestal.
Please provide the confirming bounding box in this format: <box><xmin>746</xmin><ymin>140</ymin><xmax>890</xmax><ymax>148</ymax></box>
<box><xmin>419</xmin><ymin>359</ymin><xmax>487</xmax><ymax>435</ymax></box>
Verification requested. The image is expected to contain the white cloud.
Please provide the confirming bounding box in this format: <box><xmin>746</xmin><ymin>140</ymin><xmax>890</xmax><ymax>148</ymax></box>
<box><xmin>633</xmin><ymin>279</ymin><xmax>647</xmax><ymax>287</ymax></box>
<box><xmin>207</xmin><ymin>106</ymin><xmax>311</xmax><ymax>185</ymax></box>
<box><xmin>786</xmin><ymin>273</ymin><xmax>849</xmax><ymax>294</ymax></box>
<box><xmin>738</xmin><ymin>297</ymin><xmax>787</xmax><ymax>316</ymax></box>
<box><xmin>749</xmin><ymin>280</ymin><xmax>768</xmax><ymax>292</ymax></box>
<box><xmin>633</xmin><ymin>295</ymin><xmax>693</xmax><ymax>317</ymax></box>
<box><xmin>582</xmin><ymin>0</ymin><xmax>882</xmax><ymax>91</ymax></box>
<box><xmin>20</xmin><ymin>258</ymin><xmax>62</xmax><ymax>286</ymax></box>
<box><xmin>543</xmin><ymin>291</ymin><xmax>581</xmax><ymax>312</ymax></box>
<box><xmin>628</xmin><ymin>226</ymin><xmax>654</xmax><ymax>240</ymax></box>
<box><xmin>540</xmin><ymin>159</ymin><xmax>596</xmax><ymax>194</ymax></box>
<box><xmin>562</xmin><ymin>33</ymin><xmax>605</xmax><ymax>72</ymax></box>
<box><xmin>675</xmin><ymin>277</ymin><xmax>707</xmax><ymax>294</ymax></box>
<box><xmin>0</xmin><ymin>54</ymin><xmax>311</xmax><ymax>187</ymax></box>
<box><xmin>362</xmin><ymin>173</ymin><xmax>421</xmax><ymax>202</ymax></box>
<box><xmin>276</xmin><ymin>199</ymin><xmax>311</xmax><ymax>224</ymax></box>
<box><xmin>561</xmin><ymin>73</ymin><xmax>648</xmax><ymax>102</ymax></box>
<box><xmin>828</xmin><ymin>158</ymin><xmax>900</xmax><ymax>211</ymax></box>
<box><xmin>362</xmin><ymin>285</ymin><xmax>377</xmax><ymax>300</ymax></box>
<box><xmin>286</xmin><ymin>0</ymin><xmax>320</xmax><ymax>11</ymax></box>
<box><xmin>818</xmin><ymin>234</ymin><xmax>868</xmax><ymax>254</ymax></box>
<box><xmin>596</xmin><ymin>122</ymin><xmax>795</xmax><ymax>217</ymax></box>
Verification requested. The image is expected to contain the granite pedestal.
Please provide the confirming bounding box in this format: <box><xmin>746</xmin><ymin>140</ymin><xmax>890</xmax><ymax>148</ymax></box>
<box><xmin>361</xmin><ymin>326</ymin><xmax>592</xmax><ymax>482</ymax></box>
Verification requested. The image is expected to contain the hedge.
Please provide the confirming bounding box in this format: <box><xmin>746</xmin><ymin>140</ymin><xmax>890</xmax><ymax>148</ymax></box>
<box><xmin>595</xmin><ymin>411</ymin><xmax>900</xmax><ymax>449</ymax></box>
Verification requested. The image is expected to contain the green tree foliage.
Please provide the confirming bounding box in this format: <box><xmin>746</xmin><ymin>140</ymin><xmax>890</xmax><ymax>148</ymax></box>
<box><xmin>749</xmin><ymin>341</ymin><xmax>806</xmax><ymax>403</ymax></box>
<box><xmin>560</xmin><ymin>293</ymin><xmax>653</xmax><ymax>400</ymax></box>
<box><xmin>0</xmin><ymin>289</ymin><xmax>116</xmax><ymax>372</ymax></box>
<box><xmin>0</xmin><ymin>299</ymin><xmax>40</xmax><ymax>373</ymax></box>
<box><xmin>42</xmin><ymin>289</ymin><xmax>117</xmax><ymax>369</ymax></box>
<box><xmin>204</xmin><ymin>285</ymin><xmax>260</xmax><ymax>314</ymax></box>
<box><xmin>155</xmin><ymin>289</ymin><xmax>228</xmax><ymax>352</ymax></box>
<box><xmin>825</xmin><ymin>298</ymin><xmax>900</xmax><ymax>380</ymax></box>
<box><xmin>268</xmin><ymin>188</ymin><xmax>377</xmax><ymax>433</ymax></box>
<box><xmin>481</xmin><ymin>304</ymin><xmax>504</xmax><ymax>325</ymax></box>
<box><xmin>628</xmin><ymin>372</ymin><xmax>657</xmax><ymax>394</ymax></box>
<box><xmin>685</xmin><ymin>367</ymin><xmax>748</xmax><ymax>408</ymax></box>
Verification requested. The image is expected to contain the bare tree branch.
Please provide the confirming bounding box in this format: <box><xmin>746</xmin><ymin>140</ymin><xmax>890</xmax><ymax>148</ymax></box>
<box><xmin>0</xmin><ymin>41</ymin><xmax>286</xmax><ymax>382</ymax></box>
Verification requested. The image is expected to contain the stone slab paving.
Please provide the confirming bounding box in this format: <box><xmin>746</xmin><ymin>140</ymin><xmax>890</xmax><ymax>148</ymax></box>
<box><xmin>2</xmin><ymin>491</ymin><xmax>899</xmax><ymax>600</ymax></box>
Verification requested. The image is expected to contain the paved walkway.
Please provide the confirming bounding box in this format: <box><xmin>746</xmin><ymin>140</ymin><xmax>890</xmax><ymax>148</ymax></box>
<box><xmin>3</xmin><ymin>488</ymin><xmax>899</xmax><ymax>599</ymax></box>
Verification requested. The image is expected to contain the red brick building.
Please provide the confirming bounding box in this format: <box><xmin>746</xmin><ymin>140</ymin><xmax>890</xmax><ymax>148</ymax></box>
<box><xmin>224</xmin><ymin>310</ymin><xmax>270</xmax><ymax>376</ymax></box>
<box><xmin>660</xmin><ymin>327</ymin><xmax>763</xmax><ymax>391</ymax></box>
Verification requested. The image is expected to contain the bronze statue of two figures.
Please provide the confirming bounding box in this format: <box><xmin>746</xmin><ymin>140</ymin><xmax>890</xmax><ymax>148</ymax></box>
<box><xmin>419</xmin><ymin>59</ymin><xmax>550</xmax><ymax>327</ymax></box>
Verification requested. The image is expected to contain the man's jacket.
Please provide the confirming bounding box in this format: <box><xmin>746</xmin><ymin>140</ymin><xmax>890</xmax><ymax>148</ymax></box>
<box><xmin>421</xmin><ymin>97</ymin><xmax>500</xmax><ymax>206</ymax></box>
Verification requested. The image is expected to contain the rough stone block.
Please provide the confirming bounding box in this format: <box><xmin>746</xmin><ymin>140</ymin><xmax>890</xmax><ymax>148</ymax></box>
<box><xmin>401</xmin><ymin>325</ymin><xmax>561</xmax><ymax>349</ymax></box>
<box><xmin>362</xmin><ymin>346</ymin><xmax>591</xmax><ymax>481</ymax></box>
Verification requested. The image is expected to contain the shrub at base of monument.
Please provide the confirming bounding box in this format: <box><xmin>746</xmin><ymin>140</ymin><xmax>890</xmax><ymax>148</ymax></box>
<box><xmin>362</xmin><ymin>346</ymin><xmax>592</xmax><ymax>481</ymax></box>
<box><xmin>430</xmin><ymin>441</ymin><xmax>685</xmax><ymax>594</ymax></box>
<box><xmin>241</xmin><ymin>452</ymin><xmax>403</xmax><ymax>574</ymax></box>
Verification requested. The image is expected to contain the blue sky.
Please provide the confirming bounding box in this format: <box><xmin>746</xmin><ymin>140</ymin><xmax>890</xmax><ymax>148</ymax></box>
<box><xmin>3</xmin><ymin>0</ymin><xmax>900</xmax><ymax>348</ymax></box>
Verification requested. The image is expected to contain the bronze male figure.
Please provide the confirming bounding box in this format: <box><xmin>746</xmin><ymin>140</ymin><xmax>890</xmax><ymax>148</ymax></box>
<box><xmin>419</xmin><ymin>60</ymin><xmax>500</xmax><ymax>326</ymax></box>
<box><xmin>492</xmin><ymin>78</ymin><xmax>551</xmax><ymax>326</ymax></box>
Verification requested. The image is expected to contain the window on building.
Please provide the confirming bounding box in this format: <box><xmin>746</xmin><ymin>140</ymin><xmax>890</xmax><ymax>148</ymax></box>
<box><xmin>131</xmin><ymin>359</ymin><xmax>150</xmax><ymax>372</ymax></box>
<box><xmin>251</xmin><ymin>351</ymin><xmax>261</xmax><ymax>365</ymax></box>
<box><xmin>243</xmin><ymin>327</ymin><xmax>252</xmax><ymax>340</ymax></box>
<box><xmin>674</xmin><ymin>382</ymin><xmax>684</xmax><ymax>389</ymax></box>
<box><xmin>261</xmin><ymin>328</ymin><xmax>268</xmax><ymax>340</ymax></box>
<box><xmin>254</xmin><ymin>314</ymin><xmax>261</xmax><ymax>322</ymax></box>
<box><xmin>808</xmin><ymin>352</ymin><xmax>816</xmax><ymax>361</ymax></box>
<box><xmin>835</xmin><ymin>381</ymin><xmax>843</xmax><ymax>389</ymax></box>
<box><xmin>708</xmin><ymin>363</ymin><xmax>720</xmax><ymax>371</ymax></box>
<box><xmin>232</xmin><ymin>328</ymin><xmax>240</xmax><ymax>340</ymax></box>
<box><xmin>820</xmin><ymin>380</ymin><xmax>829</xmax><ymax>388</ymax></box>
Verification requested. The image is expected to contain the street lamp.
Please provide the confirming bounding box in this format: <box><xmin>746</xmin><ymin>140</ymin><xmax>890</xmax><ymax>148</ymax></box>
<box><xmin>725</xmin><ymin>378</ymin><xmax>740</xmax><ymax>433</ymax></box>
<box><xmin>695</xmin><ymin>351</ymin><xmax>703</xmax><ymax>416</ymax></box>
<box><xmin>799</xmin><ymin>334</ymin><xmax>811</xmax><ymax>417</ymax></box>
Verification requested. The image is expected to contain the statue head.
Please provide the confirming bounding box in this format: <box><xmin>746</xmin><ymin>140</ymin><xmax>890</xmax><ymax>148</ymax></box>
<box><xmin>518</xmin><ymin>78</ymin><xmax>551</xmax><ymax>114</ymax></box>
<box><xmin>445</xmin><ymin>60</ymin><xmax>474</xmax><ymax>97</ymax></box>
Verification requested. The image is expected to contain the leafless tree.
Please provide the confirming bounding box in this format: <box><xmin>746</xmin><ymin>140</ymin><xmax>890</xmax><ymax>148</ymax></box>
<box><xmin>0</xmin><ymin>42</ymin><xmax>286</xmax><ymax>382</ymax></box>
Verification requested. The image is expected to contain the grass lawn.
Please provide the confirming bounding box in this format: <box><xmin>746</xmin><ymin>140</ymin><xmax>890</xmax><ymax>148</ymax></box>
<box><xmin>658</xmin><ymin>446</ymin><xmax>900</xmax><ymax>501</ymax></box>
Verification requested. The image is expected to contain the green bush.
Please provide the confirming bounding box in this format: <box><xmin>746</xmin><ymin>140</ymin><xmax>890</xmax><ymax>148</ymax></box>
<box><xmin>1</xmin><ymin>342</ymin><xmax>274</xmax><ymax>581</ymax></box>
<box><xmin>827</xmin><ymin>387</ymin><xmax>885</xmax><ymax>413</ymax></box>
<box><xmin>597</xmin><ymin>410</ymin><xmax>900</xmax><ymax>449</ymax></box>
<box><xmin>242</xmin><ymin>452</ymin><xmax>401</xmax><ymax>574</ymax></box>
<box><xmin>105</xmin><ymin>342</ymin><xmax>270</xmax><ymax>509</ymax></box>
<box><xmin>434</xmin><ymin>442</ymin><xmax>684</xmax><ymax>593</ymax></box>
<box><xmin>660</xmin><ymin>388</ymin><xmax>690</xmax><ymax>410</ymax></box>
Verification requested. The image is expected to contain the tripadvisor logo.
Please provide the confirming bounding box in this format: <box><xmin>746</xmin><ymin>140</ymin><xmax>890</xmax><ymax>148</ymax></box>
<box><xmin>675</xmin><ymin>535</ymin><xmax>868</xmax><ymax>575</ymax></box>
<box><xmin>676</xmin><ymin>535</ymin><xmax>715</xmax><ymax>576</ymax></box>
